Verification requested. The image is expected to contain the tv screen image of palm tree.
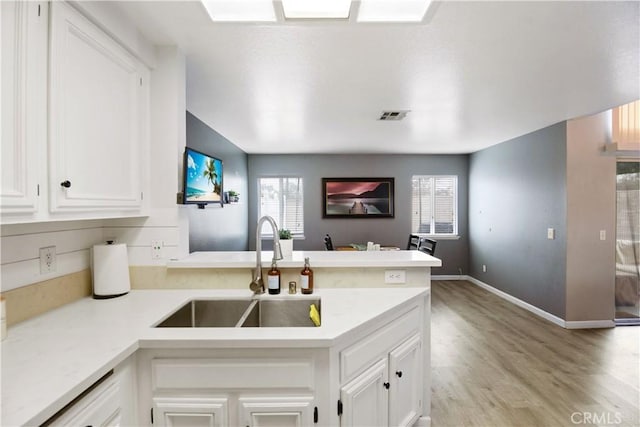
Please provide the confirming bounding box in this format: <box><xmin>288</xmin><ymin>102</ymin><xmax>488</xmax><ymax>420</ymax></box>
<box><xmin>326</xmin><ymin>181</ymin><xmax>390</xmax><ymax>215</ymax></box>
<box><xmin>185</xmin><ymin>150</ymin><xmax>222</xmax><ymax>202</ymax></box>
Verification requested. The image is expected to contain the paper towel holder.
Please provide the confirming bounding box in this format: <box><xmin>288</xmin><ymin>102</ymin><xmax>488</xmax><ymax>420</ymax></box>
<box><xmin>92</xmin><ymin>242</ymin><xmax>131</xmax><ymax>299</ymax></box>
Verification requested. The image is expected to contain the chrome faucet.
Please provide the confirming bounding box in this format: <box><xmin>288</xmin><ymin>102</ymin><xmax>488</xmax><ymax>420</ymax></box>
<box><xmin>250</xmin><ymin>215</ymin><xmax>283</xmax><ymax>294</ymax></box>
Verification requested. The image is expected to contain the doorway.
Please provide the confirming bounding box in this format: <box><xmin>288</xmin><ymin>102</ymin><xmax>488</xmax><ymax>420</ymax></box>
<box><xmin>615</xmin><ymin>161</ymin><xmax>640</xmax><ymax>325</ymax></box>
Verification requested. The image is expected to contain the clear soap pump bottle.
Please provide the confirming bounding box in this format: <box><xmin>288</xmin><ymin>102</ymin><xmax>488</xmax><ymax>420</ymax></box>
<box><xmin>300</xmin><ymin>257</ymin><xmax>314</xmax><ymax>294</ymax></box>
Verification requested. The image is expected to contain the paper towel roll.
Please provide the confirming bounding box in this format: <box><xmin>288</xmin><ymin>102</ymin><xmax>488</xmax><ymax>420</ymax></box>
<box><xmin>92</xmin><ymin>243</ymin><xmax>130</xmax><ymax>299</ymax></box>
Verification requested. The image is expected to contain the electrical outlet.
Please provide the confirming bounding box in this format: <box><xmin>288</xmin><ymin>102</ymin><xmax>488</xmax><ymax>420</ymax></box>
<box><xmin>385</xmin><ymin>270</ymin><xmax>406</xmax><ymax>284</ymax></box>
<box><xmin>482</xmin><ymin>264</ymin><xmax>487</xmax><ymax>273</ymax></box>
<box><xmin>151</xmin><ymin>241</ymin><xmax>163</xmax><ymax>259</ymax></box>
<box><xmin>39</xmin><ymin>246</ymin><xmax>57</xmax><ymax>274</ymax></box>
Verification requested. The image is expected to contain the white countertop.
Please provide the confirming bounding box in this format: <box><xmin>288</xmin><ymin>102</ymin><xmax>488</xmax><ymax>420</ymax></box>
<box><xmin>168</xmin><ymin>250</ymin><xmax>442</xmax><ymax>268</ymax></box>
<box><xmin>1</xmin><ymin>287</ymin><xmax>428</xmax><ymax>426</ymax></box>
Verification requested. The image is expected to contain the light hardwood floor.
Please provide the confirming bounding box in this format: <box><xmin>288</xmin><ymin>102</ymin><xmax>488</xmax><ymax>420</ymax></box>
<box><xmin>431</xmin><ymin>280</ymin><xmax>640</xmax><ymax>427</ymax></box>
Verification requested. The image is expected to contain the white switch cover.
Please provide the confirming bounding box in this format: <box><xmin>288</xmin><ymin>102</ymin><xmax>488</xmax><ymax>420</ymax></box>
<box><xmin>385</xmin><ymin>270</ymin><xmax>406</xmax><ymax>284</ymax></box>
<box><xmin>482</xmin><ymin>264</ymin><xmax>487</xmax><ymax>273</ymax></box>
<box><xmin>151</xmin><ymin>241</ymin><xmax>163</xmax><ymax>259</ymax></box>
<box><xmin>547</xmin><ymin>228</ymin><xmax>555</xmax><ymax>240</ymax></box>
<box><xmin>600</xmin><ymin>230</ymin><xmax>606</xmax><ymax>241</ymax></box>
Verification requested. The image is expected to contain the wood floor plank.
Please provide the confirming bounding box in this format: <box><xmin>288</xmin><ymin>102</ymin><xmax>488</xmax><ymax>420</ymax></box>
<box><xmin>431</xmin><ymin>280</ymin><xmax>640</xmax><ymax>427</ymax></box>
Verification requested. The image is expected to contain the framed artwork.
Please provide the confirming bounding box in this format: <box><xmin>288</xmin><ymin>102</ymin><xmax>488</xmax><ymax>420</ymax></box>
<box><xmin>322</xmin><ymin>178</ymin><xmax>394</xmax><ymax>218</ymax></box>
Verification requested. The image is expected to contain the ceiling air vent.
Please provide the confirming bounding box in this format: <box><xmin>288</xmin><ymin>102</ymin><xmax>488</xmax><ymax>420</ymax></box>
<box><xmin>379</xmin><ymin>110</ymin><xmax>409</xmax><ymax>121</ymax></box>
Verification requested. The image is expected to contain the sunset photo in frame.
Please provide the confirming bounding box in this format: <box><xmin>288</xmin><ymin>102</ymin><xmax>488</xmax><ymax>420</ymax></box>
<box><xmin>322</xmin><ymin>178</ymin><xmax>394</xmax><ymax>218</ymax></box>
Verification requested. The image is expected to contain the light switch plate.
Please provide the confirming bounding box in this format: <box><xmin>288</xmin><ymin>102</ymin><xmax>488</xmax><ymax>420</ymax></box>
<box><xmin>547</xmin><ymin>228</ymin><xmax>555</xmax><ymax>240</ymax></box>
<box><xmin>599</xmin><ymin>230</ymin><xmax>606</xmax><ymax>241</ymax></box>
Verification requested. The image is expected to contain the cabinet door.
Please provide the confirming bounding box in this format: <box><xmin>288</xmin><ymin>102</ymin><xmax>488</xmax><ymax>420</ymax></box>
<box><xmin>238</xmin><ymin>396</ymin><xmax>314</xmax><ymax>427</ymax></box>
<box><xmin>388</xmin><ymin>334</ymin><xmax>422</xmax><ymax>427</ymax></box>
<box><xmin>340</xmin><ymin>359</ymin><xmax>388</xmax><ymax>427</ymax></box>
<box><xmin>153</xmin><ymin>397</ymin><xmax>228</xmax><ymax>427</ymax></box>
<box><xmin>48</xmin><ymin>1</ymin><xmax>143</xmax><ymax>213</ymax></box>
<box><xmin>1</xmin><ymin>0</ymin><xmax>47</xmax><ymax>216</ymax></box>
<box><xmin>48</xmin><ymin>378</ymin><xmax>122</xmax><ymax>427</ymax></box>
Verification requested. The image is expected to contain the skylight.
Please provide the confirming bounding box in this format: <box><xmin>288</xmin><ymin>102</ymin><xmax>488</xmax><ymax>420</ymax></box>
<box><xmin>201</xmin><ymin>0</ymin><xmax>276</xmax><ymax>22</ymax></box>
<box><xmin>200</xmin><ymin>0</ymin><xmax>433</xmax><ymax>23</ymax></box>
<box><xmin>282</xmin><ymin>0</ymin><xmax>351</xmax><ymax>19</ymax></box>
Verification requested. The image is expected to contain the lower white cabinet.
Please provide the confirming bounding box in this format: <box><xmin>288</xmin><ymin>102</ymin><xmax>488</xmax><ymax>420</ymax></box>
<box><xmin>388</xmin><ymin>335</ymin><xmax>422</xmax><ymax>427</ymax></box>
<box><xmin>340</xmin><ymin>359</ymin><xmax>389</xmax><ymax>427</ymax></box>
<box><xmin>153</xmin><ymin>397</ymin><xmax>228</xmax><ymax>427</ymax></box>
<box><xmin>151</xmin><ymin>395</ymin><xmax>314</xmax><ymax>427</ymax></box>
<box><xmin>47</xmin><ymin>356</ymin><xmax>137</xmax><ymax>427</ymax></box>
<box><xmin>239</xmin><ymin>396</ymin><xmax>315</xmax><ymax>427</ymax></box>
<box><xmin>339</xmin><ymin>333</ymin><xmax>423</xmax><ymax>427</ymax></box>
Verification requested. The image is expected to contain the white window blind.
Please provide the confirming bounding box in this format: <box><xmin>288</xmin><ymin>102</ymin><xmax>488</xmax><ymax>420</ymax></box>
<box><xmin>258</xmin><ymin>177</ymin><xmax>304</xmax><ymax>236</ymax></box>
<box><xmin>411</xmin><ymin>175</ymin><xmax>457</xmax><ymax>235</ymax></box>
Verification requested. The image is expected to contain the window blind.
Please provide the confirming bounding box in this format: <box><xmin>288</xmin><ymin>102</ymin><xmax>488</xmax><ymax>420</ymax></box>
<box><xmin>411</xmin><ymin>175</ymin><xmax>457</xmax><ymax>235</ymax></box>
<box><xmin>258</xmin><ymin>177</ymin><xmax>304</xmax><ymax>236</ymax></box>
<box><xmin>613</xmin><ymin>100</ymin><xmax>640</xmax><ymax>149</ymax></box>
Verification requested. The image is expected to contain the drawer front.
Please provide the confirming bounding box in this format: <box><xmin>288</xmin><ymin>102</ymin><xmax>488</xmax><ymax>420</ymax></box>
<box><xmin>340</xmin><ymin>306</ymin><xmax>421</xmax><ymax>383</ymax></box>
<box><xmin>152</xmin><ymin>358</ymin><xmax>315</xmax><ymax>391</ymax></box>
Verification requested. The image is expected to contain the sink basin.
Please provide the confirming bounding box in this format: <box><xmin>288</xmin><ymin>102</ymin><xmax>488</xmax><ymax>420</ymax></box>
<box><xmin>154</xmin><ymin>298</ymin><xmax>321</xmax><ymax>328</ymax></box>
<box><xmin>240</xmin><ymin>298</ymin><xmax>322</xmax><ymax>328</ymax></box>
<box><xmin>155</xmin><ymin>299</ymin><xmax>253</xmax><ymax>328</ymax></box>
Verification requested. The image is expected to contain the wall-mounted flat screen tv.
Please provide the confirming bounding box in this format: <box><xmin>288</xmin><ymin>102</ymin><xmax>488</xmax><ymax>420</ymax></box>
<box><xmin>183</xmin><ymin>147</ymin><xmax>223</xmax><ymax>207</ymax></box>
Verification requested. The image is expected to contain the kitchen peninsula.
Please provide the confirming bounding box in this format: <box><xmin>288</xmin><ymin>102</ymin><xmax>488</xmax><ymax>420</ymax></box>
<box><xmin>2</xmin><ymin>250</ymin><xmax>439</xmax><ymax>426</ymax></box>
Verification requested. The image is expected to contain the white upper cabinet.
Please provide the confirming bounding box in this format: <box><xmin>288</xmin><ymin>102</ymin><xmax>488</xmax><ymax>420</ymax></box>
<box><xmin>1</xmin><ymin>0</ymin><xmax>150</xmax><ymax>224</ymax></box>
<box><xmin>1</xmin><ymin>1</ymin><xmax>47</xmax><ymax>216</ymax></box>
<box><xmin>49</xmin><ymin>1</ymin><xmax>147</xmax><ymax>214</ymax></box>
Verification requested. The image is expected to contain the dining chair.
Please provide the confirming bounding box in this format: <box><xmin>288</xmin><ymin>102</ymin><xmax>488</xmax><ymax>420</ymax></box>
<box><xmin>323</xmin><ymin>234</ymin><xmax>334</xmax><ymax>251</ymax></box>
<box><xmin>407</xmin><ymin>234</ymin><xmax>420</xmax><ymax>250</ymax></box>
<box><xmin>417</xmin><ymin>237</ymin><xmax>437</xmax><ymax>256</ymax></box>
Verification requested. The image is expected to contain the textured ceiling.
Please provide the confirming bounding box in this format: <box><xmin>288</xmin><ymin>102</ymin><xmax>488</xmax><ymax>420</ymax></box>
<box><xmin>117</xmin><ymin>1</ymin><xmax>640</xmax><ymax>154</ymax></box>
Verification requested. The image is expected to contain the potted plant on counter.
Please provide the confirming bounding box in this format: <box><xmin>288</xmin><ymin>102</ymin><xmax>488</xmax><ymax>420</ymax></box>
<box><xmin>278</xmin><ymin>228</ymin><xmax>293</xmax><ymax>259</ymax></box>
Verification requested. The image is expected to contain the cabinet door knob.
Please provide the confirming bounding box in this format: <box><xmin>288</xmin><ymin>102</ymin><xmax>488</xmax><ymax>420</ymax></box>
<box><xmin>383</xmin><ymin>382</ymin><xmax>390</xmax><ymax>389</ymax></box>
<box><xmin>396</xmin><ymin>370</ymin><xmax>403</xmax><ymax>378</ymax></box>
<box><xmin>60</xmin><ymin>180</ymin><xmax>72</xmax><ymax>188</ymax></box>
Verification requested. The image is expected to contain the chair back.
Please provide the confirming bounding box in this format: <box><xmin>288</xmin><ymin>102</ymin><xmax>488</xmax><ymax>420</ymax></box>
<box><xmin>407</xmin><ymin>234</ymin><xmax>420</xmax><ymax>250</ymax></box>
<box><xmin>417</xmin><ymin>237</ymin><xmax>437</xmax><ymax>256</ymax></box>
<box><xmin>323</xmin><ymin>234</ymin><xmax>334</xmax><ymax>251</ymax></box>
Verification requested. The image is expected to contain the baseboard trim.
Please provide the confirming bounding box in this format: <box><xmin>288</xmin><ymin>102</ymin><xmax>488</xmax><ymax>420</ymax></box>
<box><xmin>464</xmin><ymin>276</ymin><xmax>566</xmax><ymax>328</ymax></box>
<box><xmin>432</xmin><ymin>275</ymin><xmax>466</xmax><ymax>281</ymax></box>
<box><xmin>565</xmin><ymin>320</ymin><xmax>615</xmax><ymax>329</ymax></box>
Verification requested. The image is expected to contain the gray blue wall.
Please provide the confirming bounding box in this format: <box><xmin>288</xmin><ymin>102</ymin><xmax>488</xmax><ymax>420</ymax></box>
<box><xmin>248</xmin><ymin>154</ymin><xmax>469</xmax><ymax>275</ymax></box>
<box><xmin>186</xmin><ymin>112</ymin><xmax>249</xmax><ymax>251</ymax></box>
<box><xmin>469</xmin><ymin>122</ymin><xmax>567</xmax><ymax>318</ymax></box>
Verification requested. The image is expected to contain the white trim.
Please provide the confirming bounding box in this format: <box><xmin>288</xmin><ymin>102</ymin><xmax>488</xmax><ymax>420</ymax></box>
<box><xmin>435</xmin><ymin>275</ymin><xmax>616</xmax><ymax>329</ymax></box>
<box><xmin>432</xmin><ymin>275</ymin><xmax>466</xmax><ymax>281</ymax></box>
<box><xmin>465</xmin><ymin>276</ymin><xmax>567</xmax><ymax>328</ymax></box>
<box><xmin>565</xmin><ymin>320</ymin><xmax>615</xmax><ymax>329</ymax></box>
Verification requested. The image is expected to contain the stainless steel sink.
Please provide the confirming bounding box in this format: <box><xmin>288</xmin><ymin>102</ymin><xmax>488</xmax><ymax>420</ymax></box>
<box><xmin>155</xmin><ymin>299</ymin><xmax>253</xmax><ymax>327</ymax></box>
<box><xmin>155</xmin><ymin>298</ymin><xmax>321</xmax><ymax>328</ymax></box>
<box><xmin>240</xmin><ymin>298</ymin><xmax>321</xmax><ymax>328</ymax></box>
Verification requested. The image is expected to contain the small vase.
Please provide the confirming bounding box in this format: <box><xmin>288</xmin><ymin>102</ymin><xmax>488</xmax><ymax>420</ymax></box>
<box><xmin>280</xmin><ymin>239</ymin><xmax>293</xmax><ymax>259</ymax></box>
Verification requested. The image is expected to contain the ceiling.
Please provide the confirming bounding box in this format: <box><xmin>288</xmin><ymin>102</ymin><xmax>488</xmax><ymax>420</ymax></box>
<box><xmin>116</xmin><ymin>1</ymin><xmax>639</xmax><ymax>154</ymax></box>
